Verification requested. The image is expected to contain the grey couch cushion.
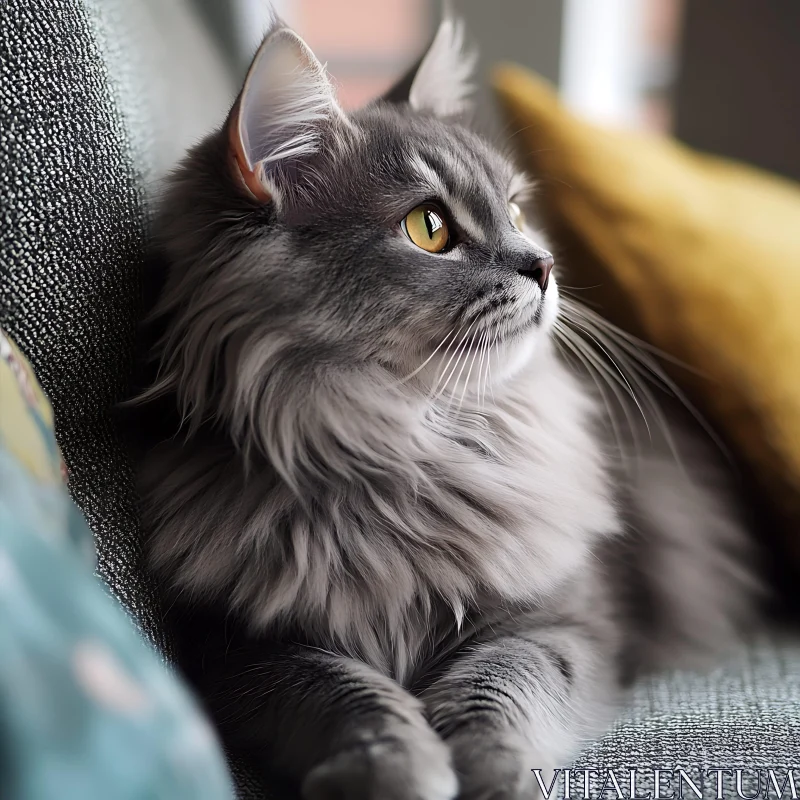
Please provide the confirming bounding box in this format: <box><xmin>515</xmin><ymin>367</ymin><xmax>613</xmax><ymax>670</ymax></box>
<box><xmin>2</xmin><ymin>1</ymin><xmax>798</xmax><ymax>798</ymax></box>
<box><xmin>575</xmin><ymin>635</ymin><xmax>800</xmax><ymax>795</ymax></box>
<box><xmin>1</xmin><ymin>0</ymin><xmax>232</xmax><ymax>651</ymax></box>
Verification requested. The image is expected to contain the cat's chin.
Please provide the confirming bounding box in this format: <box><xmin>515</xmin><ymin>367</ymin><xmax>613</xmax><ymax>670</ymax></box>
<box><xmin>493</xmin><ymin>333</ymin><xmax>541</xmax><ymax>384</ymax></box>
<box><xmin>397</xmin><ymin>284</ymin><xmax>559</xmax><ymax>400</ymax></box>
<box><xmin>489</xmin><ymin>282</ymin><xmax>560</xmax><ymax>386</ymax></box>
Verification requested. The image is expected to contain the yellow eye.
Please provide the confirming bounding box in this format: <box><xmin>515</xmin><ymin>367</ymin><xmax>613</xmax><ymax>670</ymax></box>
<box><xmin>509</xmin><ymin>201</ymin><xmax>525</xmax><ymax>232</ymax></box>
<box><xmin>402</xmin><ymin>205</ymin><xmax>449</xmax><ymax>253</ymax></box>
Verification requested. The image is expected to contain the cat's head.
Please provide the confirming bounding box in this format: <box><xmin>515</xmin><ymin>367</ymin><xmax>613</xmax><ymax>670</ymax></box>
<box><xmin>152</xmin><ymin>12</ymin><xmax>559</xmax><ymax>472</ymax></box>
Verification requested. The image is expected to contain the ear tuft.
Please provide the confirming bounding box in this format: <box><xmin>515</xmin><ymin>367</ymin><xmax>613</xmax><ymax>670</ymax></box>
<box><xmin>408</xmin><ymin>14</ymin><xmax>477</xmax><ymax>118</ymax></box>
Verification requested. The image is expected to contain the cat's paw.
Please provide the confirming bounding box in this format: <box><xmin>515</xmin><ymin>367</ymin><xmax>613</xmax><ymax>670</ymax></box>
<box><xmin>302</xmin><ymin>726</ymin><xmax>458</xmax><ymax>800</ymax></box>
<box><xmin>446</xmin><ymin>731</ymin><xmax>545</xmax><ymax>800</ymax></box>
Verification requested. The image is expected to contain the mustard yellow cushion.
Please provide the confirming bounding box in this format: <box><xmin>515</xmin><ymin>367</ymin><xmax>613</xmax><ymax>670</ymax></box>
<box><xmin>493</xmin><ymin>66</ymin><xmax>800</xmax><ymax>558</ymax></box>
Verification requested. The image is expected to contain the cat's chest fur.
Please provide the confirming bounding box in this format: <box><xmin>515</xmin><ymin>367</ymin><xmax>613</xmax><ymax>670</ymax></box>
<box><xmin>145</xmin><ymin>355</ymin><xmax>619</xmax><ymax>684</ymax></box>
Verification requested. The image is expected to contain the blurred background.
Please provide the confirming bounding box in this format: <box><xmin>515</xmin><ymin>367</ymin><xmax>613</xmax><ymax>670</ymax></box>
<box><xmin>192</xmin><ymin>0</ymin><xmax>800</xmax><ymax>183</ymax></box>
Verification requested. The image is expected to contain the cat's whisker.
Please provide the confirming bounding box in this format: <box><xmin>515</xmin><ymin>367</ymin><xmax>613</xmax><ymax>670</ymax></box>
<box><xmin>431</xmin><ymin>317</ymin><xmax>481</xmax><ymax>402</ymax></box>
<box><xmin>395</xmin><ymin>327</ymin><xmax>459</xmax><ymax>385</ymax></box>
<box><xmin>564</xmin><ymin>321</ymin><xmax>646</xmax><ymax>460</ymax></box>
<box><xmin>476</xmin><ymin>327</ymin><xmax>491</xmax><ymax>410</ymax></box>
<box><xmin>486</xmin><ymin>325</ymin><xmax>501</xmax><ymax>404</ymax></box>
<box><xmin>474</xmin><ymin>331</ymin><xmax>485</xmax><ymax>411</ymax></box>
<box><xmin>564</xmin><ymin>298</ymin><xmax>707</xmax><ymax>377</ymax></box>
<box><xmin>558</xmin><ymin>297</ymin><xmax>730</xmax><ymax>471</ymax></box>
<box><xmin>576</xmin><ymin>306</ymin><xmax>731</xmax><ymax>462</ymax></box>
<box><xmin>448</xmin><ymin>324</ymin><xmax>484</xmax><ymax>413</ymax></box>
<box><xmin>484</xmin><ymin>329</ymin><xmax>496</xmax><ymax>409</ymax></box>
<box><xmin>585</xmin><ymin>325</ymin><xmax>688</xmax><ymax>469</ymax></box>
<box><xmin>554</xmin><ymin>321</ymin><xmax>632</xmax><ymax>461</ymax></box>
<box><xmin>455</xmin><ymin>328</ymin><xmax>485</xmax><ymax>414</ymax></box>
<box><xmin>557</xmin><ymin>315</ymin><xmax>651</xmax><ymax>460</ymax></box>
<box><xmin>564</xmin><ymin>316</ymin><xmax>652</xmax><ymax>441</ymax></box>
<box><xmin>560</xmin><ymin>301</ymin><xmax>687</xmax><ymax>466</ymax></box>
<box><xmin>428</xmin><ymin>321</ymin><xmax>470</xmax><ymax>398</ymax></box>
<box><xmin>437</xmin><ymin>328</ymin><xmax>476</xmax><ymax>404</ymax></box>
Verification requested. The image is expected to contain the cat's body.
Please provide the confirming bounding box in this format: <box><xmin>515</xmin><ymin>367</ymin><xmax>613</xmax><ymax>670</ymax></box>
<box><xmin>133</xmin><ymin>14</ymin><xmax>765</xmax><ymax>799</ymax></box>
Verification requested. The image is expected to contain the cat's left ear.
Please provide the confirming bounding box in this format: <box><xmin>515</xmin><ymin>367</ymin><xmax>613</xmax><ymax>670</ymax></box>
<box><xmin>228</xmin><ymin>19</ymin><xmax>345</xmax><ymax>202</ymax></box>
<box><xmin>385</xmin><ymin>13</ymin><xmax>476</xmax><ymax>118</ymax></box>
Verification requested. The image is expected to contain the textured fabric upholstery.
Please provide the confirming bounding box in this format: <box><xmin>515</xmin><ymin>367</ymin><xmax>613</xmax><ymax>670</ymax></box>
<box><xmin>1</xmin><ymin>2</ymin><xmax>798</xmax><ymax>798</ymax></box>
<box><xmin>1</xmin><ymin>0</ymin><xmax>233</xmax><ymax>653</ymax></box>
<box><xmin>574</xmin><ymin>636</ymin><xmax>800</xmax><ymax>793</ymax></box>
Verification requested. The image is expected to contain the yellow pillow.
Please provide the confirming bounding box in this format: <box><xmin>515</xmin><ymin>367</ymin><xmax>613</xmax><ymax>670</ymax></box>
<box><xmin>493</xmin><ymin>65</ymin><xmax>800</xmax><ymax>559</ymax></box>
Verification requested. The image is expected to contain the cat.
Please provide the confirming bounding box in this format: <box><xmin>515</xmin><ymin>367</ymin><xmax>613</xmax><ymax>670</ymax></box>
<box><xmin>132</xmin><ymin>11</ymin><xmax>766</xmax><ymax>800</ymax></box>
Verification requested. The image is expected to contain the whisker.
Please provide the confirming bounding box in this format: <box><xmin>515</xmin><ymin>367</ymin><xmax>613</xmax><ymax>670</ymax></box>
<box><xmin>554</xmin><ymin>322</ymin><xmax>632</xmax><ymax>461</ymax></box>
<box><xmin>486</xmin><ymin>325</ymin><xmax>501</xmax><ymax>404</ymax></box>
<box><xmin>559</xmin><ymin>296</ymin><xmax>731</xmax><ymax>469</ymax></box>
<box><xmin>394</xmin><ymin>327</ymin><xmax>458</xmax><ymax>385</ymax></box>
<box><xmin>563</xmin><ymin>317</ymin><xmax>652</xmax><ymax>440</ymax></box>
<box><xmin>455</xmin><ymin>329</ymin><xmax>485</xmax><ymax>414</ymax></box>
<box><xmin>564</xmin><ymin>299</ymin><xmax>708</xmax><ymax>378</ymax></box>
<box><xmin>588</xmin><ymin>324</ymin><xmax>684</xmax><ymax>467</ymax></box>
<box><xmin>428</xmin><ymin>321</ymin><xmax>471</xmax><ymax>398</ymax></box>
<box><xmin>562</xmin><ymin>304</ymin><xmax>681</xmax><ymax>453</ymax></box>
<box><xmin>560</xmin><ymin>309</ymin><xmax>672</xmax><ymax>461</ymax></box>
<box><xmin>477</xmin><ymin>327</ymin><xmax>491</xmax><ymax>410</ymax></box>
<box><xmin>556</xmin><ymin>283</ymin><xmax>603</xmax><ymax>292</ymax></box>
<box><xmin>431</xmin><ymin>317</ymin><xmax>480</xmax><ymax>402</ymax></box>
<box><xmin>448</xmin><ymin>328</ymin><xmax>482</xmax><ymax>413</ymax></box>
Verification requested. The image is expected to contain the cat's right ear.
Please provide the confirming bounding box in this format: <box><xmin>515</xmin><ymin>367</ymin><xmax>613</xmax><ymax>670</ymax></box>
<box><xmin>228</xmin><ymin>19</ymin><xmax>345</xmax><ymax>203</ymax></box>
<box><xmin>382</xmin><ymin>11</ymin><xmax>476</xmax><ymax>119</ymax></box>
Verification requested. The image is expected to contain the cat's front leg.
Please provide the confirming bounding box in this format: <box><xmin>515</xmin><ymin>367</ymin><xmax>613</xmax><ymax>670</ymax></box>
<box><xmin>208</xmin><ymin>642</ymin><xmax>457</xmax><ymax>800</ymax></box>
<box><xmin>422</xmin><ymin>626</ymin><xmax>619</xmax><ymax>800</ymax></box>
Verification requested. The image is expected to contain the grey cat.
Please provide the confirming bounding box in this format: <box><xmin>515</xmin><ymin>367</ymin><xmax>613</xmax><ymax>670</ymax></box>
<box><xmin>134</xmin><ymin>12</ymin><xmax>766</xmax><ymax>800</ymax></box>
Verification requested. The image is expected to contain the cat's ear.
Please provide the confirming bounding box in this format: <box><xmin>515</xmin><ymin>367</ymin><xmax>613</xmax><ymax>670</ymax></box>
<box><xmin>228</xmin><ymin>19</ymin><xmax>345</xmax><ymax>202</ymax></box>
<box><xmin>390</xmin><ymin>14</ymin><xmax>476</xmax><ymax>118</ymax></box>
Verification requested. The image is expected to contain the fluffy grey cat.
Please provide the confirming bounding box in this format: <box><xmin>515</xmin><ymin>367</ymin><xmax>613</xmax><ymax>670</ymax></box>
<box><xmin>134</xmin><ymin>13</ymin><xmax>765</xmax><ymax>800</ymax></box>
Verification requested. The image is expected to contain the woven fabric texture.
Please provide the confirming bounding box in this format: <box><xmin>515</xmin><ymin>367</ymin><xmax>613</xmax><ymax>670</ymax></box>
<box><xmin>0</xmin><ymin>0</ymin><xmax>232</xmax><ymax>652</ymax></box>
<box><xmin>1</xmin><ymin>2</ymin><xmax>798</xmax><ymax>798</ymax></box>
<box><xmin>574</xmin><ymin>635</ymin><xmax>800</xmax><ymax>794</ymax></box>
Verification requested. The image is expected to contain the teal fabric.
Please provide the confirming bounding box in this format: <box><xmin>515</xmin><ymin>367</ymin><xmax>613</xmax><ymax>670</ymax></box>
<box><xmin>0</xmin><ymin>329</ymin><xmax>234</xmax><ymax>800</ymax></box>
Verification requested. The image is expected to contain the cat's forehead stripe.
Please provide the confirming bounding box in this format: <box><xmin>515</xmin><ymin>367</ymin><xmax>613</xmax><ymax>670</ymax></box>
<box><xmin>408</xmin><ymin>152</ymin><xmax>449</xmax><ymax>199</ymax></box>
<box><xmin>437</xmin><ymin>144</ymin><xmax>497</xmax><ymax>197</ymax></box>
<box><xmin>445</xmin><ymin>125</ymin><xmax>520</xmax><ymax>195</ymax></box>
<box><xmin>446</xmin><ymin>198</ymin><xmax>485</xmax><ymax>243</ymax></box>
<box><xmin>411</xmin><ymin>148</ymin><xmax>486</xmax><ymax>244</ymax></box>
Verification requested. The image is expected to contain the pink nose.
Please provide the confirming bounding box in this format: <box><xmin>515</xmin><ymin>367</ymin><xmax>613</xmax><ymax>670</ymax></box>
<box><xmin>518</xmin><ymin>255</ymin><xmax>554</xmax><ymax>291</ymax></box>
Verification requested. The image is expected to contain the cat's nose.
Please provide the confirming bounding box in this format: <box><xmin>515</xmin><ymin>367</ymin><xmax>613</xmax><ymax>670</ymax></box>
<box><xmin>517</xmin><ymin>255</ymin><xmax>554</xmax><ymax>292</ymax></box>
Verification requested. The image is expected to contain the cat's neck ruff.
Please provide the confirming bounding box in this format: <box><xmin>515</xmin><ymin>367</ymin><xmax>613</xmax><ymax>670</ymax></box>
<box><xmin>146</xmin><ymin>346</ymin><xmax>619</xmax><ymax>681</ymax></box>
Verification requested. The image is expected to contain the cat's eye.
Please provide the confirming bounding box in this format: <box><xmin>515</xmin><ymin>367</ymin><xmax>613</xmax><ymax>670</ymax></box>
<box><xmin>401</xmin><ymin>205</ymin><xmax>450</xmax><ymax>253</ymax></box>
<box><xmin>509</xmin><ymin>201</ymin><xmax>525</xmax><ymax>232</ymax></box>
